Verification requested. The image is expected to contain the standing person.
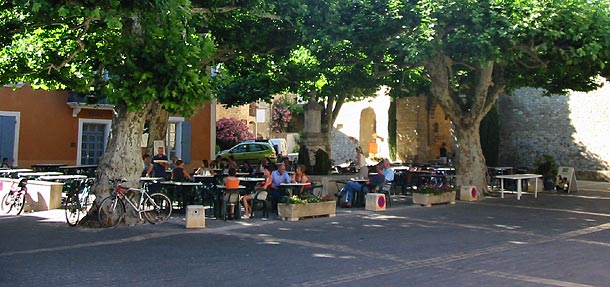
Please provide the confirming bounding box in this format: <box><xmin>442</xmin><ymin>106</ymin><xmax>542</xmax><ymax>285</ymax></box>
<box><xmin>439</xmin><ymin>143</ymin><xmax>448</xmax><ymax>165</ymax></box>
<box><xmin>241</xmin><ymin>166</ymin><xmax>272</xmax><ymax>219</ymax></box>
<box><xmin>150</xmin><ymin>147</ymin><xmax>169</xmax><ymax>192</ymax></box>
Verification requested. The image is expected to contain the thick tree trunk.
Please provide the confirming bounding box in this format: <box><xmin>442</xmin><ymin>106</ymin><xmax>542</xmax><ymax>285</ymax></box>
<box><xmin>454</xmin><ymin>121</ymin><xmax>489</xmax><ymax>196</ymax></box>
<box><xmin>84</xmin><ymin>102</ymin><xmax>150</xmax><ymax>226</ymax></box>
<box><xmin>145</xmin><ymin>101</ymin><xmax>170</xmax><ymax>154</ymax></box>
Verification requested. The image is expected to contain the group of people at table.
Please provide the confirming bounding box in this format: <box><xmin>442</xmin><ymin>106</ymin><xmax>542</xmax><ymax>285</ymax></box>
<box><xmin>142</xmin><ymin>147</ymin><xmax>311</xmax><ymax>219</ymax></box>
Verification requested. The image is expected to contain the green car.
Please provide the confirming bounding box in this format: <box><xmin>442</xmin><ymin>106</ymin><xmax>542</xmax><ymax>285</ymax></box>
<box><xmin>217</xmin><ymin>142</ymin><xmax>277</xmax><ymax>163</ymax></box>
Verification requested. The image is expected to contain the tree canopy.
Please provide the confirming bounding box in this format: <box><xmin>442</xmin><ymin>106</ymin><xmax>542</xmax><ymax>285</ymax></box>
<box><xmin>1</xmin><ymin>0</ymin><xmax>215</xmax><ymax>116</ymax></box>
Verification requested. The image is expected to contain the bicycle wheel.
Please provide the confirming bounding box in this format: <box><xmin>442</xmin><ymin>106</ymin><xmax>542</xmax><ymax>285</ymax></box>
<box><xmin>142</xmin><ymin>193</ymin><xmax>172</xmax><ymax>224</ymax></box>
<box><xmin>64</xmin><ymin>194</ymin><xmax>81</xmax><ymax>226</ymax></box>
<box><xmin>13</xmin><ymin>190</ymin><xmax>25</xmax><ymax>215</ymax></box>
<box><xmin>1</xmin><ymin>193</ymin><xmax>13</xmax><ymax>214</ymax></box>
<box><xmin>98</xmin><ymin>196</ymin><xmax>125</xmax><ymax>227</ymax></box>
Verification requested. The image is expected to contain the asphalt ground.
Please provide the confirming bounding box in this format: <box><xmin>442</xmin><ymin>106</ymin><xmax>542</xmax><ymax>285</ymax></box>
<box><xmin>1</xmin><ymin>180</ymin><xmax>610</xmax><ymax>287</ymax></box>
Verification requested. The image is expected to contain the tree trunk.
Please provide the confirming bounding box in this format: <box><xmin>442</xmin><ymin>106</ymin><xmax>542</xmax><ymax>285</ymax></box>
<box><xmin>84</xmin><ymin>102</ymin><xmax>150</xmax><ymax>226</ymax></box>
<box><xmin>453</xmin><ymin>121</ymin><xmax>488</xmax><ymax>197</ymax></box>
<box><xmin>145</xmin><ymin>101</ymin><xmax>170</xmax><ymax>154</ymax></box>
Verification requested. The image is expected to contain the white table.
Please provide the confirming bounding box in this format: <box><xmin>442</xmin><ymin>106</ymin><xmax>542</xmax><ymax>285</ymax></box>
<box><xmin>0</xmin><ymin>169</ymin><xmax>33</xmax><ymax>176</ymax></box>
<box><xmin>496</xmin><ymin>174</ymin><xmax>542</xmax><ymax>200</ymax></box>
<box><xmin>40</xmin><ymin>175</ymin><xmax>87</xmax><ymax>181</ymax></box>
<box><xmin>18</xmin><ymin>172</ymin><xmax>63</xmax><ymax>178</ymax></box>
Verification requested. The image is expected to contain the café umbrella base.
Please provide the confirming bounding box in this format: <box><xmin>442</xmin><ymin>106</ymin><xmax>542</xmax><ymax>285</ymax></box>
<box><xmin>277</xmin><ymin>201</ymin><xmax>336</xmax><ymax>222</ymax></box>
<box><xmin>412</xmin><ymin>191</ymin><xmax>456</xmax><ymax>207</ymax></box>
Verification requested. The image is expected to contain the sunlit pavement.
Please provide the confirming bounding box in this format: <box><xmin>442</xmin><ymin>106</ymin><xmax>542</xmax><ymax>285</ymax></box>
<box><xmin>1</xmin><ymin>180</ymin><xmax>610</xmax><ymax>286</ymax></box>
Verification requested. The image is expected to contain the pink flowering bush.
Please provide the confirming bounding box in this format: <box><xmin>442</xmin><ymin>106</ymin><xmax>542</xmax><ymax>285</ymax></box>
<box><xmin>216</xmin><ymin>118</ymin><xmax>253</xmax><ymax>150</ymax></box>
<box><xmin>272</xmin><ymin>99</ymin><xmax>292</xmax><ymax>134</ymax></box>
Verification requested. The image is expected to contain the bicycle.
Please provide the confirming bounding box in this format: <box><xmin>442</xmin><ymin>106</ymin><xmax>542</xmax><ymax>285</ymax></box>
<box><xmin>1</xmin><ymin>178</ymin><xmax>28</xmax><ymax>215</ymax></box>
<box><xmin>64</xmin><ymin>178</ymin><xmax>95</xmax><ymax>226</ymax></box>
<box><xmin>98</xmin><ymin>178</ymin><xmax>172</xmax><ymax>227</ymax></box>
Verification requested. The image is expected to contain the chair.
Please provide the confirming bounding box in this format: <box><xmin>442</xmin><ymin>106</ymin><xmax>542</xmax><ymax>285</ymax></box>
<box><xmin>249</xmin><ymin>190</ymin><xmax>269</xmax><ymax>218</ymax></box>
<box><xmin>380</xmin><ymin>182</ymin><xmax>393</xmax><ymax>207</ymax></box>
<box><xmin>222</xmin><ymin>189</ymin><xmax>241</xmax><ymax>220</ymax></box>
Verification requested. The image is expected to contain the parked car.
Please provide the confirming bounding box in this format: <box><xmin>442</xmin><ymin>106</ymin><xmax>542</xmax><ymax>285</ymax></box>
<box><xmin>244</xmin><ymin>138</ymin><xmax>288</xmax><ymax>158</ymax></box>
<box><xmin>216</xmin><ymin>142</ymin><xmax>277</xmax><ymax>163</ymax></box>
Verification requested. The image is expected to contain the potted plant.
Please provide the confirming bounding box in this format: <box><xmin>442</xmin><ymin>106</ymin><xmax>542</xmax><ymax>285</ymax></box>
<box><xmin>534</xmin><ymin>154</ymin><xmax>558</xmax><ymax>190</ymax></box>
<box><xmin>412</xmin><ymin>183</ymin><xmax>456</xmax><ymax>207</ymax></box>
<box><xmin>277</xmin><ymin>194</ymin><xmax>336</xmax><ymax>221</ymax></box>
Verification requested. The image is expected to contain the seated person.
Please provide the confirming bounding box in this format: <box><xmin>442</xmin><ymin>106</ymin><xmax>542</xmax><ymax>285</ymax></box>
<box><xmin>270</xmin><ymin>163</ymin><xmax>291</xmax><ymax>200</ymax></box>
<box><xmin>223</xmin><ymin>168</ymin><xmax>241</xmax><ymax>219</ymax></box>
<box><xmin>338</xmin><ymin>164</ymin><xmax>385</xmax><ymax>207</ymax></box>
<box><xmin>292</xmin><ymin>164</ymin><xmax>311</xmax><ymax>195</ymax></box>
<box><xmin>382</xmin><ymin>159</ymin><xmax>395</xmax><ymax>182</ymax></box>
<box><xmin>241</xmin><ymin>166</ymin><xmax>273</xmax><ymax>219</ymax></box>
<box><xmin>255</xmin><ymin>157</ymin><xmax>269</xmax><ymax>174</ymax></box>
<box><xmin>171</xmin><ymin>160</ymin><xmax>192</xmax><ymax>181</ymax></box>
<box><xmin>194</xmin><ymin>159</ymin><xmax>215</xmax><ymax>176</ymax></box>
<box><xmin>240</xmin><ymin>160</ymin><xmax>255</xmax><ymax>176</ymax></box>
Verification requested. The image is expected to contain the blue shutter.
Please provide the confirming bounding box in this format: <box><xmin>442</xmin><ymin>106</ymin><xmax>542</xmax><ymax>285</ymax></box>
<box><xmin>181</xmin><ymin>121</ymin><xmax>192</xmax><ymax>164</ymax></box>
<box><xmin>0</xmin><ymin>116</ymin><xmax>16</xmax><ymax>162</ymax></box>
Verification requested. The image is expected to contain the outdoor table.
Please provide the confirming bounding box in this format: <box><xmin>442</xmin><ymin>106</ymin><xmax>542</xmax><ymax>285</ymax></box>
<box><xmin>238</xmin><ymin>177</ymin><xmax>265</xmax><ymax>194</ymax></box>
<box><xmin>0</xmin><ymin>169</ymin><xmax>32</xmax><ymax>177</ymax></box>
<box><xmin>39</xmin><ymin>175</ymin><xmax>87</xmax><ymax>181</ymax></box>
<box><xmin>30</xmin><ymin>163</ymin><xmax>67</xmax><ymax>172</ymax></box>
<box><xmin>280</xmin><ymin>182</ymin><xmax>310</xmax><ymax>197</ymax></box>
<box><xmin>18</xmin><ymin>171</ymin><xmax>63</xmax><ymax>178</ymax></box>
<box><xmin>59</xmin><ymin>165</ymin><xmax>97</xmax><ymax>176</ymax></box>
<box><xmin>161</xmin><ymin>181</ymin><xmax>203</xmax><ymax>209</ymax></box>
<box><xmin>496</xmin><ymin>174</ymin><xmax>542</xmax><ymax>200</ymax></box>
<box><xmin>40</xmin><ymin>175</ymin><xmax>89</xmax><ymax>194</ymax></box>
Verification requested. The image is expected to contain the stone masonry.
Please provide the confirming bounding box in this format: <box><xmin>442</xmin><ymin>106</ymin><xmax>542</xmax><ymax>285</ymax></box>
<box><xmin>497</xmin><ymin>80</ymin><xmax>610</xmax><ymax>170</ymax></box>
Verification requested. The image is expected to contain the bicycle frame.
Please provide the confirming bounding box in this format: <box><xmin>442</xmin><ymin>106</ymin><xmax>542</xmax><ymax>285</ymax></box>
<box><xmin>112</xmin><ymin>183</ymin><xmax>160</xmax><ymax>220</ymax></box>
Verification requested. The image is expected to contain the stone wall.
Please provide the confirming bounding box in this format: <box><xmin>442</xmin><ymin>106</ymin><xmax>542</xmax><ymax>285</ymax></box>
<box><xmin>497</xmin><ymin>81</ymin><xmax>610</xmax><ymax>170</ymax></box>
<box><xmin>331</xmin><ymin>128</ymin><xmax>359</xmax><ymax>165</ymax></box>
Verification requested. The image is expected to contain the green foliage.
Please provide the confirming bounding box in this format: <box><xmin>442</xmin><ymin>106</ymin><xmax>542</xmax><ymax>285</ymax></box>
<box><xmin>0</xmin><ymin>0</ymin><xmax>215</xmax><ymax>116</ymax></box>
<box><xmin>283</xmin><ymin>194</ymin><xmax>334</xmax><ymax>205</ymax></box>
<box><xmin>534</xmin><ymin>154</ymin><xmax>559</xmax><ymax>182</ymax></box>
<box><xmin>415</xmin><ymin>183</ymin><xmax>455</xmax><ymax>195</ymax></box>
<box><xmin>313</xmin><ymin>149</ymin><xmax>331</xmax><ymax>175</ymax></box>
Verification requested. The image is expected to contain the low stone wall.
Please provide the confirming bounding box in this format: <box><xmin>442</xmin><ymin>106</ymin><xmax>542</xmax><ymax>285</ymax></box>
<box><xmin>576</xmin><ymin>170</ymin><xmax>610</xmax><ymax>182</ymax></box>
<box><xmin>309</xmin><ymin>174</ymin><xmax>358</xmax><ymax>197</ymax></box>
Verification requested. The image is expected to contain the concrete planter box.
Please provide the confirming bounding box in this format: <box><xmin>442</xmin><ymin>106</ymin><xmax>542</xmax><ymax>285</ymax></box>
<box><xmin>277</xmin><ymin>201</ymin><xmax>336</xmax><ymax>221</ymax></box>
<box><xmin>413</xmin><ymin>191</ymin><xmax>456</xmax><ymax>207</ymax></box>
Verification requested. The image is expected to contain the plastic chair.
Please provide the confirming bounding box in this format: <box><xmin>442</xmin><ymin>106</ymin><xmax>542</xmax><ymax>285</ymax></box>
<box><xmin>222</xmin><ymin>190</ymin><xmax>241</xmax><ymax>220</ymax></box>
<box><xmin>249</xmin><ymin>190</ymin><xmax>269</xmax><ymax>218</ymax></box>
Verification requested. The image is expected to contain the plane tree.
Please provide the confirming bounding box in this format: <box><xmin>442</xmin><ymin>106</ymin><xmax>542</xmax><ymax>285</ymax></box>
<box><xmin>380</xmin><ymin>0</ymin><xmax>610</xmax><ymax>194</ymax></box>
<box><xmin>0</xmin><ymin>0</ymin><xmax>215</xmax><ymax>220</ymax></box>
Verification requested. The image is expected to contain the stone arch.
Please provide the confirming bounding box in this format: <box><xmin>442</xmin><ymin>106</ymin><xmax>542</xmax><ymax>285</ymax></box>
<box><xmin>360</xmin><ymin>108</ymin><xmax>377</xmax><ymax>155</ymax></box>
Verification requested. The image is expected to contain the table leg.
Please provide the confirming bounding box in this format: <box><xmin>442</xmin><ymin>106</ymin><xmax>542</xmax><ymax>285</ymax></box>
<box><xmin>500</xmin><ymin>178</ymin><xmax>505</xmax><ymax>198</ymax></box>
<box><xmin>535</xmin><ymin>178</ymin><xmax>538</xmax><ymax>198</ymax></box>
<box><xmin>517</xmin><ymin>180</ymin><xmax>522</xmax><ymax>200</ymax></box>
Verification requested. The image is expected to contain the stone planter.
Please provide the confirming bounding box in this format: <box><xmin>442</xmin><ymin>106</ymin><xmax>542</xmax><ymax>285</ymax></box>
<box><xmin>412</xmin><ymin>191</ymin><xmax>456</xmax><ymax>207</ymax></box>
<box><xmin>277</xmin><ymin>201</ymin><xmax>336</xmax><ymax>221</ymax></box>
